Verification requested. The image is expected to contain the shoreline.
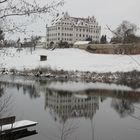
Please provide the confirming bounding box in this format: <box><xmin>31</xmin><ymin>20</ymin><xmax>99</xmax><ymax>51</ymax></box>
<box><xmin>0</xmin><ymin>68</ymin><xmax>140</xmax><ymax>89</ymax></box>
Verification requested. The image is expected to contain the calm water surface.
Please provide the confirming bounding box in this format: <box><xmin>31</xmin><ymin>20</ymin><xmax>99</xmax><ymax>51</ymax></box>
<box><xmin>0</xmin><ymin>76</ymin><xmax>140</xmax><ymax>140</ymax></box>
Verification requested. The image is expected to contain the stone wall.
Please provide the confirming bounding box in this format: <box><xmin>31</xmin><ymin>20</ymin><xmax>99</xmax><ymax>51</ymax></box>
<box><xmin>74</xmin><ymin>43</ymin><xmax>140</xmax><ymax>54</ymax></box>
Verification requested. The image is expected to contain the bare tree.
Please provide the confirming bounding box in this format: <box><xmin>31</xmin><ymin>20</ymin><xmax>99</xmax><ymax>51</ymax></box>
<box><xmin>107</xmin><ymin>21</ymin><xmax>139</xmax><ymax>43</ymax></box>
<box><xmin>111</xmin><ymin>98</ymin><xmax>134</xmax><ymax>118</ymax></box>
<box><xmin>0</xmin><ymin>28</ymin><xmax>4</xmax><ymax>47</ymax></box>
<box><xmin>58</xmin><ymin>120</ymin><xmax>78</xmax><ymax>140</ymax></box>
<box><xmin>0</xmin><ymin>0</ymin><xmax>64</xmax><ymax>32</ymax></box>
<box><xmin>0</xmin><ymin>94</ymin><xmax>13</xmax><ymax>118</ymax></box>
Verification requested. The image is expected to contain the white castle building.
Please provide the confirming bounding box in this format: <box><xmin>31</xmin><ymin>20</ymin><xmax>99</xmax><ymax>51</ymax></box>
<box><xmin>46</xmin><ymin>12</ymin><xmax>101</xmax><ymax>46</ymax></box>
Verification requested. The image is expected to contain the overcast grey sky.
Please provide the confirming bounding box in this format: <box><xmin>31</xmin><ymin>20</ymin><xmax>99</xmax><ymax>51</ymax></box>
<box><xmin>7</xmin><ymin>0</ymin><xmax>140</xmax><ymax>40</ymax></box>
<box><xmin>63</xmin><ymin>0</ymin><xmax>140</xmax><ymax>39</ymax></box>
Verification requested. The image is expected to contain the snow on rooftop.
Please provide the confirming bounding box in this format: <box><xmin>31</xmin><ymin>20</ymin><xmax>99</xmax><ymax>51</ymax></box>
<box><xmin>50</xmin><ymin>12</ymin><xmax>98</xmax><ymax>27</ymax></box>
<box><xmin>74</xmin><ymin>41</ymin><xmax>90</xmax><ymax>45</ymax></box>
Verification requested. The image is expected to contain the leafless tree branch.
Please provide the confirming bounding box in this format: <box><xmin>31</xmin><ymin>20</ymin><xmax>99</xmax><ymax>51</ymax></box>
<box><xmin>0</xmin><ymin>0</ymin><xmax>8</xmax><ymax>4</ymax></box>
<box><xmin>106</xmin><ymin>25</ymin><xmax>120</xmax><ymax>37</ymax></box>
<box><xmin>0</xmin><ymin>94</ymin><xmax>13</xmax><ymax>117</ymax></box>
<box><xmin>0</xmin><ymin>0</ymin><xmax>64</xmax><ymax>32</ymax></box>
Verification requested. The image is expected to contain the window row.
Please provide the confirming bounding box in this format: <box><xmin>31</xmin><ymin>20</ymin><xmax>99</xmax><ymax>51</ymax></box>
<box><xmin>47</xmin><ymin>33</ymin><xmax>73</xmax><ymax>36</ymax></box>
<box><xmin>48</xmin><ymin>27</ymin><xmax>73</xmax><ymax>31</ymax></box>
<box><xmin>75</xmin><ymin>34</ymin><xmax>100</xmax><ymax>39</ymax></box>
<box><xmin>57</xmin><ymin>22</ymin><xmax>72</xmax><ymax>25</ymax></box>
<box><xmin>61</xmin><ymin>33</ymin><xmax>73</xmax><ymax>36</ymax></box>
<box><xmin>48</xmin><ymin>38</ymin><xmax>73</xmax><ymax>41</ymax></box>
<box><xmin>58</xmin><ymin>27</ymin><xmax>73</xmax><ymax>31</ymax></box>
<box><xmin>76</xmin><ymin>28</ymin><xmax>100</xmax><ymax>33</ymax></box>
<box><xmin>48</xmin><ymin>27</ymin><xmax>100</xmax><ymax>32</ymax></box>
<box><xmin>56</xmin><ymin>21</ymin><xmax>97</xmax><ymax>28</ymax></box>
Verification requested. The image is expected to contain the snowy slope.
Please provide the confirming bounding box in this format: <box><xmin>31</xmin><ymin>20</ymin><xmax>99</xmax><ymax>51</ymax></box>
<box><xmin>0</xmin><ymin>47</ymin><xmax>140</xmax><ymax>73</ymax></box>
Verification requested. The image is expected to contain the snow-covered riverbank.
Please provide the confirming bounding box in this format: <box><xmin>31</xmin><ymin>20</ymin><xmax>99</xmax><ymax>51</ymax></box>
<box><xmin>0</xmin><ymin>47</ymin><xmax>140</xmax><ymax>73</ymax></box>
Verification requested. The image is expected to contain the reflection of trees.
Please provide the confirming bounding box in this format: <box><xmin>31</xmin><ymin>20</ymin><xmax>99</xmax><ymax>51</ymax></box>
<box><xmin>57</xmin><ymin>120</ymin><xmax>78</xmax><ymax>140</ymax></box>
<box><xmin>0</xmin><ymin>81</ymin><xmax>40</xmax><ymax>99</ymax></box>
<box><xmin>0</xmin><ymin>93</ymin><xmax>13</xmax><ymax>118</ymax></box>
<box><xmin>0</xmin><ymin>85</ymin><xmax>4</xmax><ymax>97</ymax></box>
<box><xmin>85</xmin><ymin>88</ymin><xmax>140</xmax><ymax>118</ymax></box>
<box><xmin>23</xmin><ymin>85</ymin><xmax>40</xmax><ymax>99</ymax></box>
<box><xmin>13</xmin><ymin>83</ymin><xmax>40</xmax><ymax>99</ymax></box>
<box><xmin>111</xmin><ymin>98</ymin><xmax>134</xmax><ymax>117</ymax></box>
<box><xmin>45</xmin><ymin>87</ymin><xmax>140</xmax><ymax>121</ymax></box>
<box><xmin>85</xmin><ymin>88</ymin><xmax>140</xmax><ymax>102</ymax></box>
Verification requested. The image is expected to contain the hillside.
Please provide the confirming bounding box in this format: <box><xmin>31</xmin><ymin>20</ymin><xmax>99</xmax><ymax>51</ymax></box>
<box><xmin>0</xmin><ymin>47</ymin><xmax>140</xmax><ymax>73</ymax></box>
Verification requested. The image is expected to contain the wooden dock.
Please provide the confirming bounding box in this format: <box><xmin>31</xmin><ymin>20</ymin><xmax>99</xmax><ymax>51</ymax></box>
<box><xmin>0</xmin><ymin>120</ymin><xmax>38</xmax><ymax>134</ymax></box>
<box><xmin>0</xmin><ymin>128</ymin><xmax>38</xmax><ymax>139</ymax></box>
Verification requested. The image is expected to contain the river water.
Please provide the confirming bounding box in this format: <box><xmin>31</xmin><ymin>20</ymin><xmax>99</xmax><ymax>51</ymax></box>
<box><xmin>0</xmin><ymin>76</ymin><xmax>140</xmax><ymax>140</ymax></box>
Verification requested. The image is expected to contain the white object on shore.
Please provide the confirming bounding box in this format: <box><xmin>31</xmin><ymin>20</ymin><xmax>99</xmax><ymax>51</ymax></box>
<box><xmin>1</xmin><ymin>120</ymin><xmax>38</xmax><ymax>133</ymax></box>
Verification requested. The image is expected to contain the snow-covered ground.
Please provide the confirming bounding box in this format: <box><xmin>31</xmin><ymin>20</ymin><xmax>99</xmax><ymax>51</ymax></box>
<box><xmin>0</xmin><ymin>47</ymin><xmax>140</xmax><ymax>73</ymax></box>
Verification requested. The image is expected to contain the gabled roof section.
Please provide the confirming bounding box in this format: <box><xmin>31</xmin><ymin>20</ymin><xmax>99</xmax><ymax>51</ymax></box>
<box><xmin>50</xmin><ymin>12</ymin><xmax>98</xmax><ymax>27</ymax></box>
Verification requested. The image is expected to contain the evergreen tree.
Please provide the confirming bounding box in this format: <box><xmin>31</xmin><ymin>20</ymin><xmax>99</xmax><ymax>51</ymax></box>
<box><xmin>100</xmin><ymin>35</ymin><xmax>107</xmax><ymax>44</ymax></box>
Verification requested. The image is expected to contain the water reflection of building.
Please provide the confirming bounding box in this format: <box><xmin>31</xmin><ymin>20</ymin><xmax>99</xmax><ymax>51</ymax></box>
<box><xmin>45</xmin><ymin>90</ymin><xmax>99</xmax><ymax>121</ymax></box>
